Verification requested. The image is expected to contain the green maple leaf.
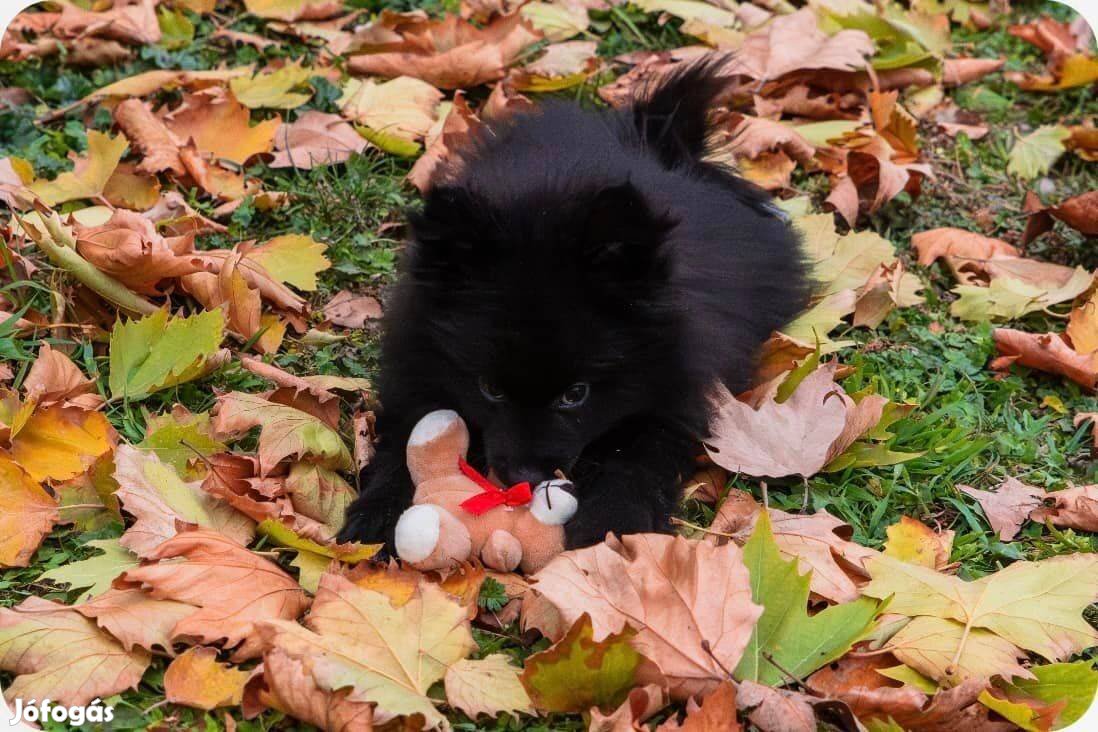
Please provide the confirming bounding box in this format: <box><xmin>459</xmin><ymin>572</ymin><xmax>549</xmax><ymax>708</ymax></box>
<box><xmin>734</xmin><ymin>511</ymin><xmax>883</xmax><ymax>686</ymax></box>
<box><xmin>39</xmin><ymin>538</ymin><xmax>139</xmax><ymax>602</ymax></box>
<box><xmin>1007</xmin><ymin>125</ymin><xmax>1069</xmax><ymax>180</ymax></box>
<box><xmin>109</xmin><ymin>309</ymin><xmax>227</xmax><ymax>401</ymax></box>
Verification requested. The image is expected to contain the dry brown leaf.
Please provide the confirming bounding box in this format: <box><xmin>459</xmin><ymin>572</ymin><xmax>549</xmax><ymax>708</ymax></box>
<box><xmin>348</xmin><ymin>12</ymin><xmax>541</xmax><ymax>88</ymax></box>
<box><xmin>408</xmin><ymin>91</ymin><xmax>480</xmax><ymax>192</ymax></box>
<box><xmin>960</xmin><ymin>478</ymin><xmax>1047</xmax><ymax>540</ymax></box>
<box><xmin>992</xmin><ymin>328</ymin><xmax>1098</xmax><ymax>391</ymax></box>
<box><xmin>656</xmin><ymin>681</ymin><xmax>740</xmax><ymax>731</ymax></box>
<box><xmin>531</xmin><ymin>533</ymin><xmax>761</xmax><ymax>699</ymax></box>
<box><xmin>1009</xmin><ymin>18</ymin><xmax>1080</xmax><ymax>63</ymax></box>
<box><xmin>22</xmin><ymin>342</ymin><xmax>102</xmax><ymax>410</ymax></box>
<box><xmin>0</xmin><ymin>596</ymin><xmax>150</xmax><ymax>707</ymax></box>
<box><xmin>711</xmin><ymin>489</ymin><xmax>879</xmax><ymax>604</ymax></box>
<box><xmin>120</xmin><ymin>529</ymin><xmax>309</xmax><ymax>661</ymax></box>
<box><xmin>114</xmin><ymin>98</ymin><xmax>186</xmax><ymax>176</ymax></box>
<box><xmin>243</xmin><ymin>647</ymin><xmax>374</xmax><ymax>730</ymax></box>
<box><xmin>725</xmin><ymin>8</ymin><xmax>873</xmax><ymax>81</ymax></box>
<box><xmin>270</xmin><ymin>111</ymin><xmax>367</xmax><ymax>169</ymax></box>
<box><xmin>589</xmin><ymin>684</ymin><xmax>670</xmax><ymax>732</ymax></box>
<box><xmin>735</xmin><ymin>681</ymin><xmax>815</xmax><ymax>732</ymax></box>
<box><xmin>943</xmin><ymin>57</ymin><xmax>1005</xmax><ymax>86</ymax></box>
<box><xmin>54</xmin><ymin>0</ymin><xmax>161</xmax><ymax>45</ymax></box>
<box><xmin>912</xmin><ymin>228</ymin><xmax>1020</xmax><ymax>284</ymax></box>
<box><xmin>76</xmin><ymin>587</ymin><xmax>196</xmax><ymax>655</ymax></box>
<box><xmin>322</xmin><ymin>289</ymin><xmax>384</xmax><ymax>328</ymax></box>
<box><xmin>717</xmin><ymin>114</ymin><xmax>815</xmax><ymax>165</ymax></box>
<box><xmin>165</xmin><ymin>646</ymin><xmax>251</xmax><ymax>710</ymax></box>
<box><xmin>1031</xmin><ymin>484</ymin><xmax>1098</xmax><ymax>532</ymax></box>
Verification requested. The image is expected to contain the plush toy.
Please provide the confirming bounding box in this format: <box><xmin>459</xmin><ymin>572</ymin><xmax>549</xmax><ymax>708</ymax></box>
<box><xmin>393</xmin><ymin>409</ymin><xmax>578</xmax><ymax>573</ymax></box>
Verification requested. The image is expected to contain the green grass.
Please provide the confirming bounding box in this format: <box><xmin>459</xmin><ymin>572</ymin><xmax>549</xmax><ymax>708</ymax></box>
<box><xmin>1</xmin><ymin>0</ymin><xmax>1096</xmax><ymax>729</ymax></box>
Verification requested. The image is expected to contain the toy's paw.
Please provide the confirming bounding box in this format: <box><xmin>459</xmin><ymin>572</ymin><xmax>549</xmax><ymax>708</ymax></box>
<box><xmin>394</xmin><ymin>504</ymin><xmax>473</xmax><ymax>570</ymax></box>
<box><xmin>529</xmin><ymin>479</ymin><xmax>578</xmax><ymax>526</ymax></box>
<box><xmin>482</xmin><ymin>530</ymin><xmax>523</xmax><ymax>572</ymax></box>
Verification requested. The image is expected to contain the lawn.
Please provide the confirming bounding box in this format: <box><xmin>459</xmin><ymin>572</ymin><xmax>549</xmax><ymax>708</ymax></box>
<box><xmin>0</xmin><ymin>0</ymin><xmax>1096</xmax><ymax>730</ymax></box>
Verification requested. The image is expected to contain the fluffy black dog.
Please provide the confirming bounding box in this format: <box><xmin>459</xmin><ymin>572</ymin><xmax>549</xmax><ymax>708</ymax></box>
<box><xmin>339</xmin><ymin>59</ymin><xmax>808</xmax><ymax>550</ymax></box>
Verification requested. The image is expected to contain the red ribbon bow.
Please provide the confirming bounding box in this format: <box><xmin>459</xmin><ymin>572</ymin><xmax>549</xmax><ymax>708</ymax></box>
<box><xmin>458</xmin><ymin>457</ymin><xmax>533</xmax><ymax>516</ymax></box>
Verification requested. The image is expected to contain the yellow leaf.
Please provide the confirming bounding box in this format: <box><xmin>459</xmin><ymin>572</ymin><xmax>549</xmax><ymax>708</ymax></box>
<box><xmin>229</xmin><ymin>63</ymin><xmax>315</xmax><ymax>109</ymax></box>
<box><xmin>445</xmin><ymin>654</ymin><xmax>534</xmax><ymax>720</ymax></box>
<box><xmin>11</xmin><ymin>406</ymin><xmax>114</xmax><ymax>483</ymax></box>
<box><xmin>243</xmin><ymin>0</ymin><xmax>343</xmax><ymax>21</ymax></box>
<box><xmin>339</xmin><ymin>76</ymin><xmax>442</xmax><ymax>144</ymax></box>
<box><xmin>164</xmin><ymin>646</ymin><xmax>251</xmax><ymax>710</ymax></box>
<box><xmin>0</xmin><ymin>455</ymin><xmax>58</xmax><ymax>567</ymax></box>
<box><xmin>520</xmin><ymin>1</ymin><xmax>590</xmax><ymax>41</ymax></box>
<box><xmin>28</xmin><ymin>131</ymin><xmax>127</xmax><ymax>205</ymax></box>
<box><xmin>163</xmin><ymin>89</ymin><xmax>281</xmax><ymax>165</ymax></box>
<box><xmin>258</xmin><ymin>572</ymin><xmax>476</xmax><ymax>729</ymax></box>
<box><xmin>247</xmin><ymin>234</ymin><xmax>330</xmax><ymax>291</ymax></box>
<box><xmin>882</xmin><ymin>516</ymin><xmax>953</xmax><ymax>570</ymax></box>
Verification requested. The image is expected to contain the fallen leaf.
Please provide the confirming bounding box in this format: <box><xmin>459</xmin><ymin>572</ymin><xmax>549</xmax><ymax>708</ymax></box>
<box><xmin>248</xmin><ymin>234</ymin><xmax>330</xmax><ymax>291</ymax></box>
<box><xmin>53</xmin><ymin>0</ymin><xmax>161</xmax><ymax>45</ymax></box>
<box><xmin>656</xmin><ymin>681</ymin><xmax>740</xmax><ymax>731</ymax></box>
<box><xmin>735</xmin><ymin>680</ymin><xmax>816</xmax><ymax>732</ymax></box>
<box><xmin>347</xmin><ymin>12</ymin><xmax>541</xmax><ymax>89</ymax></box>
<box><xmin>520</xmin><ymin>613</ymin><xmax>643</xmax><ymax>713</ymax></box>
<box><xmin>114</xmin><ymin>444</ymin><xmax>255</xmax><ymax>557</ymax></box>
<box><xmin>959</xmin><ymin>478</ymin><xmax>1046</xmax><ymax>540</ymax></box>
<box><xmin>11</xmin><ymin>404</ymin><xmax>115</xmax><ymax>483</ymax></box>
<box><xmin>243</xmin><ymin>0</ymin><xmax>344</xmax><ymax>21</ymax></box>
<box><xmin>520</xmin><ymin>1</ymin><xmax>590</xmax><ymax>41</ymax></box>
<box><xmin>322</xmin><ymin>290</ymin><xmax>383</xmax><ymax>328</ymax></box>
<box><xmin>943</xmin><ymin>57</ymin><xmax>1005</xmax><ymax>85</ymax></box>
<box><xmin>339</xmin><ymin>75</ymin><xmax>443</xmax><ymax>146</ymax></box>
<box><xmin>711</xmin><ymin>490</ymin><xmax>879</xmax><ymax>604</ymax></box>
<box><xmin>165</xmin><ymin>646</ymin><xmax>251</xmax><ymax>709</ymax></box>
<box><xmin>39</xmin><ymin>537</ymin><xmax>138</xmax><ymax>602</ymax></box>
<box><xmin>244</xmin><ymin>647</ymin><xmax>374</xmax><ymax>730</ymax></box>
<box><xmin>531</xmin><ymin>533</ymin><xmax>761</xmax><ymax>699</ymax></box>
<box><xmin>1007</xmin><ymin>53</ymin><xmax>1098</xmax><ymax>91</ymax></box>
<box><xmin>1008</xmin><ymin>125</ymin><xmax>1069</xmax><ymax>180</ymax></box>
<box><xmin>138</xmin><ymin>406</ymin><xmax>225</xmax><ymax>476</ymax></box>
<box><xmin>726</xmin><ymin>8</ymin><xmax>874</xmax><ymax>80</ymax></box>
<box><xmin>270</xmin><ymin>111</ymin><xmax>367</xmax><ymax>169</ymax></box>
<box><xmin>0</xmin><ymin>596</ymin><xmax>149</xmax><ymax>706</ymax></box>
<box><xmin>445</xmin><ymin>654</ymin><xmax>534</xmax><ymax>720</ymax></box>
<box><xmin>589</xmin><ymin>683</ymin><xmax>669</xmax><ymax>731</ymax></box>
<box><xmin>1030</xmin><ymin>484</ymin><xmax>1098</xmax><ymax>532</ymax></box>
<box><xmin>734</xmin><ymin>512</ymin><xmax>881</xmax><ymax>686</ymax></box>
<box><xmin>510</xmin><ymin>40</ymin><xmax>600</xmax><ymax>92</ymax></box>
<box><xmin>863</xmin><ymin>553</ymin><xmax>1098</xmax><ymax>683</ymax></box>
<box><xmin>76</xmin><ymin>587</ymin><xmax>196</xmax><ymax>655</ymax></box>
<box><xmin>162</xmin><ymin>88</ymin><xmax>281</xmax><ymax>165</ymax></box>
<box><xmin>883</xmin><ymin>516</ymin><xmax>954</xmax><ymax>570</ymax></box>
<box><xmin>108</xmin><ymin>308</ymin><xmax>229</xmax><ymax>401</ymax></box>
<box><xmin>257</xmin><ymin>571</ymin><xmax>475</xmax><ymax>729</ymax></box>
<box><xmin>121</xmin><ymin>529</ymin><xmax>310</xmax><ymax>661</ymax></box>
<box><xmin>0</xmin><ymin>454</ymin><xmax>57</xmax><ymax>567</ymax></box>
<box><xmin>230</xmin><ymin>62</ymin><xmax>315</xmax><ymax>109</ymax></box>
<box><xmin>911</xmin><ymin>228</ymin><xmax>1020</xmax><ymax>285</ymax></box>
<box><xmin>992</xmin><ymin>328</ymin><xmax>1098</xmax><ymax>391</ymax></box>
<box><xmin>951</xmin><ymin>266</ymin><xmax>1093</xmax><ymax>322</ymax></box>
<box><xmin>993</xmin><ymin>661</ymin><xmax>1098</xmax><ymax>729</ymax></box>
<box><xmin>103</xmin><ymin>162</ymin><xmax>162</xmax><ymax>210</ymax></box>
<box><xmin>27</xmin><ymin>130</ymin><xmax>127</xmax><ymax>205</ymax></box>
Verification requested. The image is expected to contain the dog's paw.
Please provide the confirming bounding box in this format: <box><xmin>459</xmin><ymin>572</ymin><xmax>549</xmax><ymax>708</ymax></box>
<box><xmin>337</xmin><ymin>499</ymin><xmax>397</xmax><ymax>547</ymax></box>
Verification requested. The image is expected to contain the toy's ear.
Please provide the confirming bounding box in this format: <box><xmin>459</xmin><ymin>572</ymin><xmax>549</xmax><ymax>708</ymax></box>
<box><xmin>406</xmin><ymin>410</ymin><xmax>470</xmax><ymax>485</ymax></box>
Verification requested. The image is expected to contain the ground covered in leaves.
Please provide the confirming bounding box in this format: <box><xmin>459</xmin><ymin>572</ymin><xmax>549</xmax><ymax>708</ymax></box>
<box><xmin>0</xmin><ymin>0</ymin><xmax>1097</xmax><ymax>730</ymax></box>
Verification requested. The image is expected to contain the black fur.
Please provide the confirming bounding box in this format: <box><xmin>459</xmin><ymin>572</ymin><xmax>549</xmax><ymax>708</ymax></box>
<box><xmin>339</xmin><ymin>59</ymin><xmax>809</xmax><ymax>550</ymax></box>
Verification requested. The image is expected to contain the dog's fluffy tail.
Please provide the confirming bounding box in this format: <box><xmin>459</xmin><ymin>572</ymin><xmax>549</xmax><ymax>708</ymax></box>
<box><xmin>627</xmin><ymin>55</ymin><xmax>732</xmax><ymax>169</ymax></box>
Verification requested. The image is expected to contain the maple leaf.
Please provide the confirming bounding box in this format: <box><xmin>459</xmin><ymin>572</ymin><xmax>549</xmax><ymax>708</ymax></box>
<box><xmin>993</xmin><ymin>661</ymin><xmax>1098</xmax><ymax>729</ymax></box>
<box><xmin>0</xmin><ymin>454</ymin><xmax>57</xmax><ymax>567</ymax></box>
<box><xmin>10</xmin><ymin>404</ymin><xmax>115</xmax><ymax>483</ymax></box>
<box><xmin>734</xmin><ymin>512</ymin><xmax>882</xmax><ymax>686</ymax></box>
<box><xmin>882</xmin><ymin>516</ymin><xmax>954</xmax><ymax>570</ymax></box>
<box><xmin>863</xmin><ymin>553</ymin><xmax>1098</xmax><ymax>683</ymax></box>
<box><xmin>726</xmin><ymin>8</ymin><xmax>874</xmax><ymax>80</ymax></box>
<box><xmin>959</xmin><ymin>477</ymin><xmax>1046</xmax><ymax>540</ymax></box>
<box><xmin>229</xmin><ymin>62</ymin><xmax>315</xmax><ymax>109</ymax></box>
<box><xmin>347</xmin><ymin>12</ymin><xmax>541</xmax><ymax>89</ymax></box>
<box><xmin>114</xmin><ymin>444</ymin><xmax>255</xmax><ymax>557</ymax></box>
<box><xmin>212</xmin><ymin>391</ymin><xmax>353</xmax><ymax>474</ymax></box>
<box><xmin>76</xmin><ymin>587</ymin><xmax>196</xmax><ymax>655</ymax></box>
<box><xmin>950</xmin><ymin>265</ymin><xmax>1093</xmax><ymax>322</ymax></box>
<box><xmin>244</xmin><ymin>647</ymin><xmax>375</xmax><ymax>730</ymax></box>
<box><xmin>992</xmin><ymin>328</ymin><xmax>1098</xmax><ymax>391</ymax></box>
<box><xmin>656</xmin><ymin>680</ymin><xmax>740</xmax><ymax>731</ymax></box>
<box><xmin>247</xmin><ymin>234</ymin><xmax>331</xmax><ymax>291</ymax></box>
<box><xmin>711</xmin><ymin>489</ymin><xmax>879</xmax><ymax>604</ymax></box>
<box><xmin>520</xmin><ymin>613</ymin><xmax>643</xmax><ymax>713</ymax></box>
<box><xmin>258</xmin><ymin>571</ymin><xmax>475</xmax><ymax>729</ymax></box>
<box><xmin>138</xmin><ymin>406</ymin><xmax>225</xmax><ymax>476</ymax></box>
<box><xmin>587</xmin><ymin>683</ymin><xmax>669</xmax><ymax>731</ymax></box>
<box><xmin>1008</xmin><ymin>125</ymin><xmax>1069</xmax><ymax>179</ymax></box>
<box><xmin>165</xmin><ymin>646</ymin><xmax>251</xmax><ymax>710</ymax></box>
<box><xmin>108</xmin><ymin>308</ymin><xmax>229</xmax><ymax>401</ymax></box>
<box><xmin>510</xmin><ymin>40</ymin><xmax>600</xmax><ymax>92</ymax></box>
<box><xmin>243</xmin><ymin>0</ymin><xmax>344</xmax><ymax>21</ymax></box>
<box><xmin>22</xmin><ymin>342</ymin><xmax>102</xmax><ymax>410</ymax></box>
<box><xmin>531</xmin><ymin>533</ymin><xmax>761</xmax><ymax>699</ymax></box>
<box><xmin>39</xmin><ymin>537</ymin><xmax>138</xmax><ymax>602</ymax></box>
<box><xmin>943</xmin><ymin>57</ymin><xmax>1006</xmax><ymax>85</ymax></box>
<box><xmin>121</xmin><ymin>529</ymin><xmax>310</xmax><ymax>661</ymax></box>
<box><xmin>0</xmin><ymin>596</ymin><xmax>149</xmax><ymax>707</ymax></box>
<box><xmin>1030</xmin><ymin>484</ymin><xmax>1098</xmax><ymax>532</ymax></box>
<box><xmin>911</xmin><ymin>227</ymin><xmax>1021</xmax><ymax>285</ymax></box>
<box><xmin>339</xmin><ymin>76</ymin><xmax>443</xmax><ymax>149</ymax></box>
<box><xmin>113</xmin><ymin>98</ymin><xmax>185</xmax><ymax>176</ymax></box>
<box><xmin>162</xmin><ymin>88</ymin><xmax>281</xmax><ymax>166</ymax></box>
<box><xmin>27</xmin><ymin>130</ymin><xmax>127</xmax><ymax>205</ymax></box>
<box><xmin>445</xmin><ymin>654</ymin><xmax>534</xmax><ymax>720</ymax></box>
<box><xmin>270</xmin><ymin>111</ymin><xmax>367</xmax><ymax>169</ymax></box>
<box><xmin>323</xmin><ymin>290</ymin><xmax>383</xmax><ymax>328</ymax></box>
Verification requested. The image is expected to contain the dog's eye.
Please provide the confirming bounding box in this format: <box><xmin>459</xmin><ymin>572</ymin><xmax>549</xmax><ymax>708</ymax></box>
<box><xmin>556</xmin><ymin>382</ymin><xmax>590</xmax><ymax>409</ymax></box>
<box><xmin>479</xmin><ymin>378</ymin><xmax>506</xmax><ymax>403</ymax></box>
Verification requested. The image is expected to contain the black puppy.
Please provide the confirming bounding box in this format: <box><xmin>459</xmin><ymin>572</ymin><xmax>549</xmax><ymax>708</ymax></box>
<box><xmin>339</xmin><ymin>59</ymin><xmax>808</xmax><ymax>550</ymax></box>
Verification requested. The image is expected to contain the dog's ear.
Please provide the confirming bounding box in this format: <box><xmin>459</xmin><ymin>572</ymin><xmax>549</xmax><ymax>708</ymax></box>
<box><xmin>583</xmin><ymin>183</ymin><xmax>675</xmax><ymax>278</ymax></box>
<box><xmin>408</xmin><ymin>185</ymin><xmax>492</xmax><ymax>278</ymax></box>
